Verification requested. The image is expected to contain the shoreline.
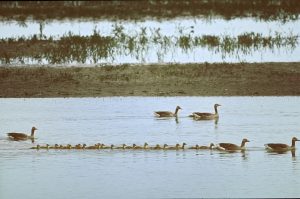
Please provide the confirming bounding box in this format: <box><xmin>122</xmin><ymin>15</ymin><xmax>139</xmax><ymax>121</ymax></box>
<box><xmin>1</xmin><ymin>62</ymin><xmax>300</xmax><ymax>97</ymax></box>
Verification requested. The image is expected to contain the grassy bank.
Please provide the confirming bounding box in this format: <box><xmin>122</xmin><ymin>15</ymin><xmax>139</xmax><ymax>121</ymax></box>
<box><xmin>0</xmin><ymin>62</ymin><xmax>299</xmax><ymax>97</ymax></box>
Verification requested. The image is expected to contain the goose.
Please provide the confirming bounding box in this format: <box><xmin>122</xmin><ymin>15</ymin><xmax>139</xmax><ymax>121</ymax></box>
<box><xmin>115</xmin><ymin>144</ymin><xmax>127</xmax><ymax>149</ymax></box>
<box><xmin>125</xmin><ymin>144</ymin><xmax>135</xmax><ymax>149</ymax></box>
<box><xmin>133</xmin><ymin>143</ymin><xmax>149</xmax><ymax>149</ymax></box>
<box><xmin>188</xmin><ymin>144</ymin><xmax>200</xmax><ymax>150</ymax></box>
<box><xmin>40</xmin><ymin>144</ymin><xmax>50</xmax><ymax>150</ymax></box>
<box><xmin>150</xmin><ymin>144</ymin><xmax>162</xmax><ymax>150</ymax></box>
<box><xmin>217</xmin><ymin>138</ymin><xmax>250</xmax><ymax>151</ymax></box>
<box><xmin>102</xmin><ymin>144</ymin><xmax>114</xmax><ymax>149</ymax></box>
<box><xmin>265</xmin><ymin>137</ymin><xmax>299</xmax><ymax>151</ymax></box>
<box><xmin>181</xmin><ymin>142</ymin><xmax>187</xmax><ymax>149</ymax></box>
<box><xmin>191</xmin><ymin>104</ymin><xmax>221</xmax><ymax>120</ymax></box>
<box><xmin>199</xmin><ymin>143</ymin><xmax>215</xmax><ymax>150</ymax></box>
<box><xmin>50</xmin><ymin>144</ymin><xmax>59</xmax><ymax>149</ymax></box>
<box><xmin>154</xmin><ymin>106</ymin><xmax>182</xmax><ymax>117</ymax></box>
<box><xmin>7</xmin><ymin>126</ymin><xmax>38</xmax><ymax>141</ymax></box>
<box><xmin>74</xmin><ymin>144</ymin><xmax>86</xmax><ymax>149</ymax></box>
<box><xmin>166</xmin><ymin>144</ymin><xmax>181</xmax><ymax>150</ymax></box>
<box><xmin>62</xmin><ymin>144</ymin><xmax>72</xmax><ymax>149</ymax></box>
<box><xmin>86</xmin><ymin>143</ymin><xmax>101</xmax><ymax>149</ymax></box>
<box><xmin>30</xmin><ymin>144</ymin><xmax>40</xmax><ymax>150</ymax></box>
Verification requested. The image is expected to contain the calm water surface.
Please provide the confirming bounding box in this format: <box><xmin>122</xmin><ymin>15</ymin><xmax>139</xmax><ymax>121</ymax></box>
<box><xmin>0</xmin><ymin>97</ymin><xmax>300</xmax><ymax>198</ymax></box>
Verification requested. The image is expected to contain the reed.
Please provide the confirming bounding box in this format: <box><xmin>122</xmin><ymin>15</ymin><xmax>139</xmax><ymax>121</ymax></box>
<box><xmin>0</xmin><ymin>28</ymin><xmax>298</xmax><ymax>65</ymax></box>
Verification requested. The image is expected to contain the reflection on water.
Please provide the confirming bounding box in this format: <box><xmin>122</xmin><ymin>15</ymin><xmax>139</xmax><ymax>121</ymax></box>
<box><xmin>0</xmin><ymin>97</ymin><xmax>300</xmax><ymax>198</ymax></box>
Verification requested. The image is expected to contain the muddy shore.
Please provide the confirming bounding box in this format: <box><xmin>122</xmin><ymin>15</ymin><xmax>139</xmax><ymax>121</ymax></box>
<box><xmin>0</xmin><ymin>62</ymin><xmax>299</xmax><ymax>97</ymax></box>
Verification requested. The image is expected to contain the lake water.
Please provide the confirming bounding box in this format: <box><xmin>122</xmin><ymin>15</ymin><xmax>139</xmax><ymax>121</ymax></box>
<box><xmin>0</xmin><ymin>97</ymin><xmax>300</xmax><ymax>198</ymax></box>
<box><xmin>1</xmin><ymin>17</ymin><xmax>300</xmax><ymax>65</ymax></box>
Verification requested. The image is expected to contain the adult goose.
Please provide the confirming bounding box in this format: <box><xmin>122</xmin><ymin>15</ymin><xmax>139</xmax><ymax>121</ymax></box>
<box><xmin>265</xmin><ymin>137</ymin><xmax>299</xmax><ymax>151</ymax></box>
<box><xmin>191</xmin><ymin>104</ymin><xmax>221</xmax><ymax>120</ymax></box>
<box><xmin>216</xmin><ymin>138</ymin><xmax>250</xmax><ymax>151</ymax></box>
<box><xmin>7</xmin><ymin>127</ymin><xmax>38</xmax><ymax>141</ymax></box>
<box><xmin>154</xmin><ymin>106</ymin><xmax>182</xmax><ymax>117</ymax></box>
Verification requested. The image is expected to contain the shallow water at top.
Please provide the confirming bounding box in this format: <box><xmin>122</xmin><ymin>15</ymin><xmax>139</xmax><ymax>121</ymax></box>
<box><xmin>2</xmin><ymin>17</ymin><xmax>300</xmax><ymax>38</ymax></box>
<box><xmin>0</xmin><ymin>97</ymin><xmax>300</xmax><ymax>198</ymax></box>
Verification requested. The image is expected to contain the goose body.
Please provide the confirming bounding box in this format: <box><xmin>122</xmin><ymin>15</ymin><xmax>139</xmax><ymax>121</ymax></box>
<box><xmin>150</xmin><ymin>144</ymin><xmax>162</xmax><ymax>150</ymax></box>
<box><xmin>265</xmin><ymin>137</ymin><xmax>299</xmax><ymax>151</ymax></box>
<box><xmin>30</xmin><ymin>144</ymin><xmax>40</xmax><ymax>150</ymax></box>
<box><xmin>102</xmin><ymin>144</ymin><xmax>114</xmax><ymax>149</ymax></box>
<box><xmin>7</xmin><ymin>127</ymin><xmax>38</xmax><ymax>141</ymax></box>
<box><xmin>217</xmin><ymin>138</ymin><xmax>250</xmax><ymax>151</ymax></box>
<box><xmin>40</xmin><ymin>144</ymin><xmax>50</xmax><ymax>150</ymax></box>
<box><xmin>166</xmin><ymin>144</ymin><xmax>181</xmax><ymax>150</ymax></box>
<box><xmin>154</xmin><ymin>106</ymin><xmax>182</xmax><ymax>117</ymax></box>
<box><xmin>51</xmin><ymin>144</ymin><xmax>60</xmax><ymax>149</ymax></box>
<box><xmin>188</xmin><ymin>144</ymin><xmax>200</xmax><ymax>150</ymax></box>
<box><xmin>191</xmin><ymin>104</ymin><xmax>221</xmax><ymax>120</ymax></box>
<box><xmin>133</xmin><ymin>143</ymin><xmax>149</xmax><ymax>149</ymax></box>
<box><xmin>86</xmin><ymin>143</ymin><xmax>101</xmax><ymax>149</ymax></box>
<box><xmin>115</xmin><ymin>144</ymin><xmax>127</xmax><ymax>149</ymax></box>
<box><xmin>199</xmin><ymin>143</ymin><xmax>215</xmax><ymax>150</ymax></box>
<box><xmin>62</xmin><ymin>144</ymin><xmax>72</xmax><ymax>149</ymax></box>
<box><xmin>74</xmin><ymin>144</ymin><xmax>86</xmax><ymax>149</ymax></box>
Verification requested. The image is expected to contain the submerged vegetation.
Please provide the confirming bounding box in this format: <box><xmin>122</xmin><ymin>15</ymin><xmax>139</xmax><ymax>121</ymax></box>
<box><xmin>1</xmin><ymin>0</ymin><xmax>300</xmax><ymax>22</ymax></box>
<box><xmin>0</xmin><ymin>25</ymin><xmax>298</xmax><ymax>65</ymax></box>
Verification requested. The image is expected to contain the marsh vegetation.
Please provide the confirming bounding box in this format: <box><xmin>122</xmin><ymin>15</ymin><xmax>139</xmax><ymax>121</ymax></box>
<box><xmin>0</xmin><ymin>26</ymin><xmax>298</xmax><ymax>65</ymax></box>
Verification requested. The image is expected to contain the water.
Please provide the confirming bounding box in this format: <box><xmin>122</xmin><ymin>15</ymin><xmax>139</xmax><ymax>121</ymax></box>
<box><xmin>1</xmin><ymin>17</ymin><xmax>300</xmax><ymax>64</ymax></box>
<box><xmin>0</xmin><ymin>97</ymin><xmax>300</xmax><ymax>198</ymax></box>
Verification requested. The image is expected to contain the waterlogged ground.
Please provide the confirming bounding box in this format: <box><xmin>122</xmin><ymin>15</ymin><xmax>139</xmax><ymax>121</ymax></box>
<box><xmin>1</xmin><ymin>17</ymin><xmax>300</xmax><ymax>65</ymax></box>
<box><xmin>0</xmin><ymin>97</ymin><xmax>300</xmax><ymax>198</ymax></box>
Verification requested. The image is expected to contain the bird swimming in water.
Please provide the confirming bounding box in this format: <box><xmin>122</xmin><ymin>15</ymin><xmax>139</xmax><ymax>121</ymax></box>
<box><xmin>154</xmin><ymin>106</ymin><xmax>182</xmax><ymax>117</ymax></box>
<box><xmin>265</xmin><ymin>137</ymin><xmax>299</xmax><ymax>151</ymax></box>
<box><xmin>7</xmin><ymin>127</ymin><xmax>38</xmax><ymax>141</ymax></box>
<box><xmin>191</xmin><ymin>104</ymin><xmax>221</xmax><ymax>120</ymax></box>
<box><xmin>216</xmin><ymin>138</ymin><xmax>250</xmax><ymax>151</ymax></box>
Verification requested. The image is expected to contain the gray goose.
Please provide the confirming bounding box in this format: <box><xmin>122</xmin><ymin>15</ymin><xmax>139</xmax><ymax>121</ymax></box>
<box><xmin>217</xmin><ymin>138</ymin><xmax>250</xmax><ymax>151</ymax></box>
<box><xmin>191</xmin><ymin>104</ymin><xmax>221</xmax><ymax>120</ymax></box>
<box><xmin>154</xmin><ymin>106</ymin><xmax>182</xmax><ymax>117</ymax></box>
<box><xmin>7</xmin><ymin>127</ymin><xmax>38</xmax><ymax>141</ymax></box>
<box><xmin>265</xmin><ymin>137</ymin><xmax>299</xmax><ymax>151</ymax></box>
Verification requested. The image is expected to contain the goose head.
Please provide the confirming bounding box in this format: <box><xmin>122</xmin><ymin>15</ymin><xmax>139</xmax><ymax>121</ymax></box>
<box><xmin>214</xmin><ymin>104</ymin><xmax>221</xmax><ymax>108</ymax></box>
<box><xmin>242</xmin><ymin>138</ymin><xmax>250</xmax><ymax>143</ymax></box>
<box><xmin>292</xmin><ymin>137</ymin><xmax>299</xmax><ymax>142</ymax></box>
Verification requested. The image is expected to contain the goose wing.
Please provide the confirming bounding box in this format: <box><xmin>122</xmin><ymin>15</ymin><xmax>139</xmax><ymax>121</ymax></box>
<box><xmin>193</xmin><ymin>112</ymin><xmax>213</xmax><ymax>116</ymax></box>
<box><xmin>154</xmin><ymin>111</ymin><xmax>173</xmax><ymax>117</ymax></box>
<box><xmin>7</xmin><ymin>132</ymin><xmax>28</xmax><ymax>140</ymax></box>
<box><xmin>219</xmin><ymin>143</ymin><xmax>239</xmax><ymax>150</ymax></box>
<box><xmin>265</xmin><ymin>143</ymin><xmax>289</xmax><ymax>150</ymax></box>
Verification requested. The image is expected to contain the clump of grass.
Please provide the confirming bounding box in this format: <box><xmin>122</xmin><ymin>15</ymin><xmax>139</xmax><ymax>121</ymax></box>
<box><xmin>0</xmin><ymin>28</ymin><xmax>298</xmax><ymax>65</ymax></box>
